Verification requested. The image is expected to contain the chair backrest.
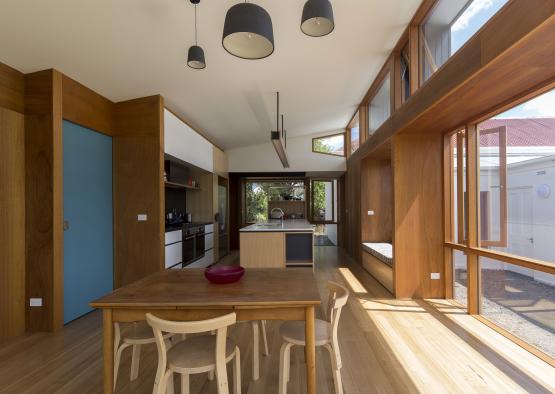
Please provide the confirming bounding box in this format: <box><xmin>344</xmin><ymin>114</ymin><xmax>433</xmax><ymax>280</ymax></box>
<box><xmin>325</xmin><ymin>281</ymin><xmax>349</xmax><ymax>337</ymax></box>
<box><xmin>146</xmin><ymin>312</ymin><xmax>236</xmax><ymax>393</ymax></box>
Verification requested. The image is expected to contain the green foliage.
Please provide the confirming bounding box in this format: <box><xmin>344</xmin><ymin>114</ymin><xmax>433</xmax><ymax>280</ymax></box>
<box><xmin>313</xmin><ymin>138</ymin><xmax>334</xmax><ymax>154</ymax></box>
<box><xmin>312</xmin><ymin>181</ymin><xmax>326</xmax><ymax>220</ymax></box>
<box><xmin>246</xmin><ymin>181</ymin><xmax>305</xmax><ymax>223</ymax></box>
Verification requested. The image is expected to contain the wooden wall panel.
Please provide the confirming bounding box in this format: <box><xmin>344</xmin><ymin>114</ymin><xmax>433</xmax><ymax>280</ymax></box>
<box><xmin>213</xmin><ymin>146</ymin><xmax>228</xmax><ymax>177</ymax></box>
<box><xmin>61</xmin><ymin>75</ymin><xmax>115</xmax><ymax>135</ymax></box>
<box><xmin>344</xmin><ymin>159</ymin><xmax>361</xmax><ymax>263</ymax></box>
<box><xmin>0</xmin><ymin>108</ymin><xmax>25</xmax><ymax>339</ymax></box>
<box><xmin>0</xmin><ymin>62</ymin><xmax>24</xmax><ymax>114</ymax></box>
<box><xmin>186</xmin><ymin>167</ymin><xmax>214</xmax><ymax>222</ymax></box>
<box><xmin>360</xmin><ymin>157</ymin><xmax>393</xmax><ymax>243</ymax></box>
<box><xmin>114</xmin><ymin>95</ymin><xmax>164</xmax><ymax>287</ymax></box>
<box><xmin>24</xmin><ymin>69</ymin><xmax>64</xmax><ymax>331</ymax></box>
<box><xmin>229</xmin><ymin>175</ymin><xmax>240</xmax><ymax>250</ymax></box>
<box><xmin>393</xmin><ymin>133</ymin><xmax>444</xmax><ymax>299</ymax></box>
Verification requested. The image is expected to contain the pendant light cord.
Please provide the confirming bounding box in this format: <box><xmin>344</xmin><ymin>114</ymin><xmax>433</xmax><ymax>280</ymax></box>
<box><xmin>194</xmin><ymin>4</ymin><xmax>198</xmax><ymax>45</ymax></box>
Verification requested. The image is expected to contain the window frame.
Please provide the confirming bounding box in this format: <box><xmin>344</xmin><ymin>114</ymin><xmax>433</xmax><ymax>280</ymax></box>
<box><xmin>308</xmin><ymin>178</ymin><xmax>337</xmax><ymax>224</ymax></box>
<box><xmin>367</xmin><ymin>71</ymin><xmax>393</xmax><ymax>136</ymax></box>
<box><xmin>477</xmin><ymin>125</ymin><xmax>508</xmax><ymax>247</ymax></box>
<box><xmin>419</xmin><ymin>0</ymin><xmax>511</xmax><ymax>87</ymax></box>
<box><xmin>312</xmin><ymin>132</ymin><xmax>346</xmax><ymax>157</ymax></box>
<box><xmin>442</xmin><ymin>84</ymin><xmax>555</xmax><ymax>367</ymax></box>
<box><xmin>348</xmin><ymin>111</ymin><xmax>360</xmax><ymax>155</ymax></box>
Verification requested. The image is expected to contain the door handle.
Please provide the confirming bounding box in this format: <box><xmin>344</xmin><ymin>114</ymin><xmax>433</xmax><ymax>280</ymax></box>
<box><xmin>63</xmin><ymin>220</ymin><xmax>70</xmax><ymax>231</ymax></box>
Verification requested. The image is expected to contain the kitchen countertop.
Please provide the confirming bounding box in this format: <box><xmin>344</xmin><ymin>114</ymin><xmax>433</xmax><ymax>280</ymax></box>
<box><xmin>165</xmin><ymin>221</ymin><xmax>212</xmax><ymax>232</ymax></box>
<box><xmin>240</xmin><ymin>219</ymin><xmax>315</xmax><ymax>233</ymax></box>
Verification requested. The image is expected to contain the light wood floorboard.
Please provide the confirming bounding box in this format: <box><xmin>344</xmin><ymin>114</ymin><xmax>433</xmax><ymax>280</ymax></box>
<box><xmin>0</xmin><ymin>246</ymin><xmax>553</xmax><ymax>393</ymax></box>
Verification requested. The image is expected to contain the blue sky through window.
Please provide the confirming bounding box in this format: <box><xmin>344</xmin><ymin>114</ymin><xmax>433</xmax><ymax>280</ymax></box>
<box><xmin>451</xmin><ymin>0</ymin><xmax>508</xmax><ymax>54</ymax></box>
<box><xmin>494</xmin><ymin>89</ymin><xmax>555</xmax><ymax>119</ymax></box>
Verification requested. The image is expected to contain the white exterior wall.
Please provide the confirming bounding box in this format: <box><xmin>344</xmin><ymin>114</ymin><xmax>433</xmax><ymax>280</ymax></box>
<box><xmin>454</xmin><ymin>156</ymin><xmax>555</xmax><ymax>286</ymax></box>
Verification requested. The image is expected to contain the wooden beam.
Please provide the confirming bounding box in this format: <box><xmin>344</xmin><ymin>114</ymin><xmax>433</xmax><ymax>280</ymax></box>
<box><xmin>465</xmin><ymin>124</ymin><xmax>480</xmax><ymax>315</ymax></box>
<box><xmin>0</xmin><ymin>108</ymin><xmax>25</xmax><ymax>339</ymax></box>
<box><xmin>61</xmin><ymin>74</ymin><xmax>115</xmax><ymax>136</ymax></box>
<box><xmin>24</xmin><ymin>69</ymin><xmax>64</xmax><ymax>332</ymax></box>
<box><xmin>0</xmin><ymin>62</ymin><xmax>24</xmax><ymax>114</ymax></box>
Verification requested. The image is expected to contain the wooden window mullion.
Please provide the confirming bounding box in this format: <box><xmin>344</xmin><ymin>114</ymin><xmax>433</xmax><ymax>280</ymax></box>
<box><xmin>466</xmin><ymin>124</ymin><xmax>480</xmax><ymax>315</ymax></box>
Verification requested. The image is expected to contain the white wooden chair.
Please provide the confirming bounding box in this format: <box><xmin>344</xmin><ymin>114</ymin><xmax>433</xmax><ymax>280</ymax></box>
<box><xmin>113</xmin><ymin>321</ymin><xmax>173</xmax><ymax>390</ymax></box>
<box><xmin>278</xmin><ymin>281</ymin><xmax>349</xmax><ymax>394</ymax></box>
<box><xmin>146</xmin><ymin>312</ymin><xmax>241</xmax><ymax>394</ymax></box>
<box><xmin>236</xmin><ymin>320</ymin><xmax>269</xmax><ymax>381</ymax></box>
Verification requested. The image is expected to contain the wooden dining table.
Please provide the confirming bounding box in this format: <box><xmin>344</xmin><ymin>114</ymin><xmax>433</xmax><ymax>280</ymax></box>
<box><xmin>90</xmin><ymin>268</ymin><xmax>321</xmax><ymax>394</ymax></box>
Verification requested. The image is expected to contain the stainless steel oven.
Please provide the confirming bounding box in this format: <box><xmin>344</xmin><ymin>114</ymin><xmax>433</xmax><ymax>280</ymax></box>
<box><xmin>183</xmin><ymin>229</ymin><xmax>195</xmax><ymax>266</ymax></box>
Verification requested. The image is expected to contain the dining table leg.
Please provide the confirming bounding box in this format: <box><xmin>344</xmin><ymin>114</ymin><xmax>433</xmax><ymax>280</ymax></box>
<box><xmin>305</xmin><ymin>305</ymin><xmax>316</xmax><ymax>394</ymax></box>
<box><xmin>103</xmin><ymin>308</ymin><xmax>114</xmax><ymax>393</ymax></box>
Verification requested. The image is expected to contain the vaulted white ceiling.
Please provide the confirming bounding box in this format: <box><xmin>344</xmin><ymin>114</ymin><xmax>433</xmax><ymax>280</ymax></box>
<box><xmin>0</xmin><ymin>0</ymin><xmax>421</xmax><ymax>149</ymax></box>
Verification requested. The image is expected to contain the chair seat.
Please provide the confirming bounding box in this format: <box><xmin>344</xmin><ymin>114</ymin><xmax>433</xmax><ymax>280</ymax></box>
<box><xmin>167</xmin><ymin>335</ymin><xmax>236</xmax><ymax>373</ymax></box>
<box><xmin>279</xmin><ymin>319</ymin><xmax>331</xmax><ymax>347</ymax></box>
<box><xmin>121</xmin><ymin>321</ymin><xmax>171</xmax><ymax>345</ymax></box>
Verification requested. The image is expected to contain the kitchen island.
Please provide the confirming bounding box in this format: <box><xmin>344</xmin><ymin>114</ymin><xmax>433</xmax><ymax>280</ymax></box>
<box><xmin>240</xmin><ymin>220</ymin><xmax>315</xmax><ymax>269</ymax></box>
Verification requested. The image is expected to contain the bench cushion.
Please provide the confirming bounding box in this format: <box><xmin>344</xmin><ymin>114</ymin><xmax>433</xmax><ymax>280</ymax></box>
<box><xmin>362</xmin><ymin>243</ymin><xmax>393</xmax><ymax>267</ymax></box>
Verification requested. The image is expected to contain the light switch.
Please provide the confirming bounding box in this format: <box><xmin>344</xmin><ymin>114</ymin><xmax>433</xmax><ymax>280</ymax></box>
<box><xmin>138</xmin><ymin>214</ymin><xmax>148</xmax><ymax>221</ymax></box>
<box><xmin>431</xmin><ymin>273</ymin><xmax>441</xmax><ymax>280</ymax></box>
<box><xmin>30</xmin><ymin>298</ymin><xmax>43</xmax><ymax>307</ymax></box>
<box><xmin>367</xmin><ymin>210</ymin><xmax>375</xmax><ymax>216</ymax></box>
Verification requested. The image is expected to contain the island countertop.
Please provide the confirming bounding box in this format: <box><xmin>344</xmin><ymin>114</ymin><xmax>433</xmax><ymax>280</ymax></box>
<box><xmin>240</xmin><ymin>219</ymin><xmax>315</xmax><ymax>232</ymax></box>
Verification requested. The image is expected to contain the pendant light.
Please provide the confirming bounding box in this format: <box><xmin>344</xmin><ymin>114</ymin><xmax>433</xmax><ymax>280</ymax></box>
<box><xmin>222</xmin><ymin>1</ymin><xmax>274</xmax><ymax>60</ymax></box>
<box><xmin>301</xmin><ymin>0</ymin><xmax>335</xmax><ymax>37</ymax></box>
<box><xmin>187</xmin><ymin>0</ymin><xmax>206</xmax><ymax>69</ymax></box>
<box><xmin>271</xmin><ymin>92</ymin><xmax>289</xmax><ymax>168</ymax></box>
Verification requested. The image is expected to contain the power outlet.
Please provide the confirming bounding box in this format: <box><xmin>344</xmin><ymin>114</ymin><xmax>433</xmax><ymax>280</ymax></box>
<box><xmin>367</xmin><ymin>210</ymin><xmax>375</xmax><ymax>216</ymax></box>
<box><xmin>30</xmin><ymin>298</ymin><xmax>43</xmax><ymax>307</ymax></box>
<box><xmin>430</xmin><ymin>273</ymin><xmax>441</xmax><ymax>280</ymax></box>
<box><xmin>137</xmin><ymin>214</ymin><xmax>148</xmax><ymax>221</ymax></box>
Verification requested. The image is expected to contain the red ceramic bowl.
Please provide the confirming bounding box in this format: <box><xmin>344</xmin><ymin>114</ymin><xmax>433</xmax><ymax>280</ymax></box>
<box><xmin>204</xmin><ymin>266</ymin><xmax>245</xmax><ymax>284</ymax></box>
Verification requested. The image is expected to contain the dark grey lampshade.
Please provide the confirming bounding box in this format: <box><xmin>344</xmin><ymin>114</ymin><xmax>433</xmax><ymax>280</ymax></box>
<box><xmin>301</xmin><ymin>0</ymin><xmax>334</xmax><ymax>37</ymax></box>
<box><xmin>187</xmin><ymin>45</ymin><xmax>206</xmax><ymax>69</ymax></box>
<box><xmin>222</xmin><ymin>3</ymin><xmax>274</xmax><ymax>60</ymax></box>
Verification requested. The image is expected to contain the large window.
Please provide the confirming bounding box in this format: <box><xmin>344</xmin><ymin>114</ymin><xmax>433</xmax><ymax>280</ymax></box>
<box><xmin>312</xmin><ymin>133</ymin><xmax>345</xmax><ymax>157</ymax></box>
<box><xmin>349</xmin><ymin>112</ymin><xmax>360</xmax><ymax>154</ymax></box>
<box><xmin>368</xmin><ymin>73</ymin><xmax>391</xmax><ymax>135</ymax></box>
<box><xmin>244</xmin><ymin>180</ymin><xmax>305</xmax><ymax>223</ymax></box>
<box><xmin>422</xmin><ymin>0</ymin><xmax>508</xmax><ymax>82</ymax></box>
<box><xmin>480</xmin><ymin>257</ymin><xmax>555</xmax><ymax>358</ymax></box>
<box><xmin>479</xmin><ymin>88</ymin><xmax>555</xmax><ymax>263</ymax></box>
<box><xmin>444</xmin><ymin>86</ymin><xmax>555</xmax><ymax>363</ymax></box>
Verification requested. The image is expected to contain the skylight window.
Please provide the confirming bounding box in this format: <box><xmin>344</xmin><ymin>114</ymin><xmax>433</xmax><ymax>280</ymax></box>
<box><xmin>422</xmin><ymin>0</ymin><xmax>508</xmax><ymax>82</ymax></box>
<box><xmin>312</xmin><ymin>133</ymin><xmax>345</xmax><ymax>157</ymax></box>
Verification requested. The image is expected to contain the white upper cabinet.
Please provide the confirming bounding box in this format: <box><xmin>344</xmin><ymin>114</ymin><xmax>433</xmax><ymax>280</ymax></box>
<box><xmin>164</xmin><ymin>109</ymin><xmax>214</xmax><ymax>173</ymax></box>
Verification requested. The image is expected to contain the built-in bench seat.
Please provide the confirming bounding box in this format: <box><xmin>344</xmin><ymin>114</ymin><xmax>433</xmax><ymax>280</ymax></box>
<box><xmin>361</xmin><ymin>242</ymin><xmax>394</xmax><ymax>294</ymax></box>
<box><xmin>362</xmin><ymin>243</ymin><xmax>393</xmax><ymax>267</ymax></box>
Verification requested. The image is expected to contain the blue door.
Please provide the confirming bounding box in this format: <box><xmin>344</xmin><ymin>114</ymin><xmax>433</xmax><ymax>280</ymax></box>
<box><xmin>63</xmin><ymin>120</ymin><xmax>113</xmax><ymax>324</ymax></box>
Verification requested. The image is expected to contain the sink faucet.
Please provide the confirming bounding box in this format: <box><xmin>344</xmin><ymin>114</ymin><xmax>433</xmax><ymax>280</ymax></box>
<box><xmin>270</xmin><ymin>208</ymin><xmax>285</xmax><ymax>224</ymax></box>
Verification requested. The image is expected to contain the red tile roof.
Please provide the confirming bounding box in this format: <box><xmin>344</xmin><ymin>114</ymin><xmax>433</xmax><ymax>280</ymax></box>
<box><xmin>479</xmin><ymin>118</ymin><xmax>555</xmax><ymax>147</ymax></box>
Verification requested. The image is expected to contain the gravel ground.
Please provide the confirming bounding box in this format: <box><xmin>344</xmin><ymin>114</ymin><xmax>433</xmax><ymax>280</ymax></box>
<box><xmin>454</xmin><ymin>269</ymin><xmax>555</xmax><ymax>358</ymax></box>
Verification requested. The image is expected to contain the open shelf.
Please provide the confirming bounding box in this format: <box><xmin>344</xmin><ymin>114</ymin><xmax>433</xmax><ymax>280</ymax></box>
<box><xmin>164</xmin><ymin>181</ymin><xmax>201</xmax><ymax>191</ymax></box>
